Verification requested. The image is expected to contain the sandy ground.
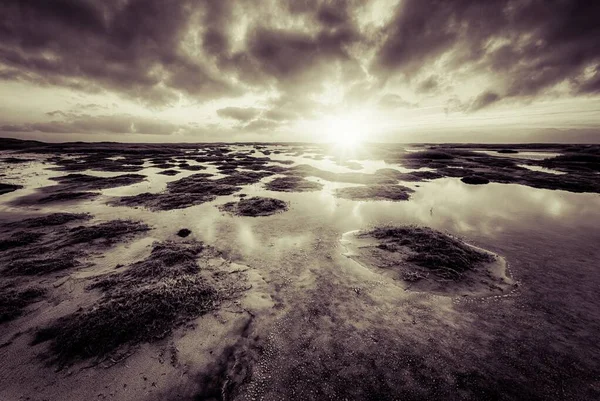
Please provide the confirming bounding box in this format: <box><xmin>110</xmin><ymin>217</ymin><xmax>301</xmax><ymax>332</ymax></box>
<box><xmin>1</xmin><ymin>144</ymin><xmax>599</xmax><ymax>400</ymax></box>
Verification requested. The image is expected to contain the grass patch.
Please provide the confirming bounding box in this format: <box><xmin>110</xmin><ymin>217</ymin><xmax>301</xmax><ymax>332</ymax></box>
<box><xmin>220</xmin><ymin>196</ymin><xmax>288</xmax><ymax>216</ymax></box>
<box><xmin>265</xmin><ymin>176</ymin><xmax>323</xmax><ymax>192</ymax></box>
<box><xmin>50</xmin><ymin>173</ymin><xmax>146</xmax><ymax>191</ymax></box>
<box><xmin>6</xmin><ymin>252</ymin><xmax>80</xmax><ymax>276</ymax></box>
<box><xmin>364</xmin><ymin>226</ymin><xmax>494</xmax><ymax>279</ymax></box>
<box><xmin>33</xmin><ymin>241</ymin><xmax>227</xmax><ymax>365</ymax></box>
<box><xmin>158</xmin><ymin>169</ymin><xmax>180</xmax><ymax>176</ymax></box>
<box><xmin>0</xmin><ymin>286</ymin><xmax>46</xmax><ymax>323</ymax></box>
<box><xmin>37</xmin><ymin>191</ymin><xmax>99</xmax><ymax>203</ymax></box>
<box><xmin>335</xmin><ymin>185</ymin><xmax>414</xmax><ymax>201</ymax></box>
<box><xmin>63</xmin><ymin>220</ymin><xmax>150</xmax><ymax>246</ymax></box>
<box><xmin>12</xmin><ymin>213</ymin><xmax>91</xmax><ymax>228</ymax></box>
<box><xmin>0</xmin><ymin>231</ymin><xmax>45</xmax><ymax>252</ymax></box>
<box><xmin>112</xmin><ymin>173</ymin><xmax>241</xmax><ymax>211</ymax></box>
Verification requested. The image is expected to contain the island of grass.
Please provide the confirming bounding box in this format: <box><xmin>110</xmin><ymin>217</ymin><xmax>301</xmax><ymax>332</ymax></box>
<box><xmin>265</xmin><ymin>176</ymin><xmax>323</xmax><ymax>192</ymax></box>
<box><xmin>342</xmin><ymin>226</ymin><xmax>513</xmax><ymax>296</ymax></box>
<box><xmin>0</xmin><ymin>218</ymin><xmax>150</xmax><ymax>277</ymax></box>
<box><xmin>33</xmin><ymin>241</ymin><xmax>246</xmax><ymax>365</ymax></box>
<box><xmin>335</xmin><ymin>185</ymin><xmax>414</xmax><ymax>201</ymax></box>
<box><xmin>219</xmin><ymin>196</ymin><xmax>288</xmax><ymax>217</ymax></box>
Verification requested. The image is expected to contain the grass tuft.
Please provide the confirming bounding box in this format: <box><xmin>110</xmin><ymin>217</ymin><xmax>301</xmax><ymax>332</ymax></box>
<box><xmin>365</xmin><ymin>226</ymin><xmax>494</xmax><ymax>279</ymax></box>
<box><xmin>220</xmin><ymin>196</ymin><xmax>288</xmax><ymax>216</ymax></box>
<box><xmin>0</xmin><ymin>286</ymin><xmax>46</xmax><ymax>323</ymax></box>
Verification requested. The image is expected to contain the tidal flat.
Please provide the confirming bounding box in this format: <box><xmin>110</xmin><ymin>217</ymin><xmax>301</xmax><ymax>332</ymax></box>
<box><xmin>1</xmin><ymin>140</ymin><xmax>599</xmax><ymax>400</ymax></box>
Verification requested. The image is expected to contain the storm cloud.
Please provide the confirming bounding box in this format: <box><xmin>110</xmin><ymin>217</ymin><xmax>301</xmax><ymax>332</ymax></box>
<box><xmin>0</xmin><ymin>0</ymin><xmax>599</xmax><ymax>140</ymax></box>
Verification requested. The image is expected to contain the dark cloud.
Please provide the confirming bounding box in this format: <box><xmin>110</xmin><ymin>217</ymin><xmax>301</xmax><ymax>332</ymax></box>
<box><xmin>217</xmin><ymin>107</ymin><xmax>262</xmax><ymax>122</ymax></box>
<box><xmin>0</xmin><ymin>0</ymin><xmax>236</xmax><ymax>105</ymax></box>
<box><xmin>1</xmin><ymin>114</ymin><xmax>182</xmax><ymax>135</ymax></box>
<box><xmin>375</xmin><ymin>0</ymin><xmax>600</xmax><ymax>100</ymax></box>
<box><xmin>417</xmin><ymin>76</ymin><xmax>439</xmax><ymax>94</ymax></box>
<box><xmin>469</xmin><ymin>91</ymin><xmax>500</xmax><ymax>112</ymax></box>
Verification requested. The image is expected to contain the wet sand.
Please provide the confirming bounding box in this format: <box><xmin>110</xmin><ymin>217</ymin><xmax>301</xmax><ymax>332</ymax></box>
<box><xmin>0</xmin><ymin>142</ymin><xmax>599</xmax><ymax>400</ymax></box>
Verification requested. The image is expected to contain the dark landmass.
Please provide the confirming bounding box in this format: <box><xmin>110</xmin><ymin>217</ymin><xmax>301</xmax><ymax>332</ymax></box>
<box><xmin>0</xmin><ymin>218</ymin><xmax>150</xmax><ymax>277</ymax></box>
<box><xmin>335</xmin><ymin>185</ymin><xmax>414</xmax><ymax>201</ymax></box>
<box><xmin>49</xmin><ymin>173</ymin><xmax>146</xmax><ymax>191</ymax></box>
<box><xmin>8</xmin><ymin>213</ymin><xmax>91</xmax><ymax>228</ymax></box>
<box><xmin>461</xmin><ymin>176</ymin><xmax>490</xmax><ymax>185</ymax></box>
<box><xmin>366</xmin><ymin>226</ymin><xmax>494</xmax><ymax>279</ymax></box>
<box><xmin>158</xmin><ymin>169</ymin><xmax>180</xmax><ymax>176</ymax></box>
<box><xmin>219</xmin><ymin>197</ymin><xmax>288</xmax><ymax>217</ymax></box>
<box><xmin>33</xmin><ymin>241</ymin><xmax>244</xmax><ymax>365</ymax></box>
<box><xmin>0</xmin><ymin>286</ymin><xmax>46</xmax><ymax>323</ymax></box>
<box><xmin>265</xmin><ymin>176</ymin><xmax>323</xmax><ymax>192</ymax></box>
<box><xmin>0</xmin><ymin>183</ymin><xmax>22</xmax><ymax>195</ymax></box>
<box><xmin>37</xmin><ymin>191</ymin><xmax>99</xmax><ymax>204</ymax></box>
<box><xmin>345</xmin><ymin>226</ymin><xmax>512</xmax><ymax>297</ymax></box>
<box><xmin>177</xmin><ymin>228</ymin><xmax>192</xmax><ymax>238</ymax></box>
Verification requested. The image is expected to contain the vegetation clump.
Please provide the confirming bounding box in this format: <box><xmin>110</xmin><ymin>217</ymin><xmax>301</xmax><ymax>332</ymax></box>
<box><xmin>6</xmin><ymin>253</ymin><xmax>80</xmax><ymax>276</ymax></box>
<box><xmin>37</xmin><ymin>191</ymin><xmax>99</xmax><ymax>203</ymax></box>
<box><xmin>265</xmin><ymin>176</ymin><xmax>323</xmax><ymax>192</ymax></box>
<box><xmin>335</xmin><ymin>185</ymin><xmax>414</xmax><ymax>201</ymax></box>
<box><xmin>49</xmin><ymin>173</ymin><xmax>146</xmax><ymax>191</ymax></box>
<box><xmin>63</xmin><ymin>220</ymin><xmax>150</xmax><ymax>246</ymax></box>
<box><xmin>33</xmin><ymin>241</ymin><xmax>232</xmax><ymax>365</ymax></box>
<box><xmin>364</xmin><ymin>226</ymin><xmax>494</xmax><ymax>279</ymax></box>
<box><xmin>158</xmin><ymin>169</ymin><xmax>180</xmax><ymax>176</ymax></box>
<box><xmin>112</xmin><ymin>173</ymin><xmax>242</xmax><ymax>211</ymax></box>
<box><xmin>0</xmin><ymin>286</ymin><xmax>46</xmax><ymax>323</ymax></box>
<box><xmin>0</xmin><ymin>231</ymin><xmax>45</xmax><ymax>252</ymax></box>
<box><xmin>220</xmin><ymin>196</ymin><xmax>288</xmax><ymax>216</ymax></box>
<box><xmin>12</xmin><ymin>213</ymin><xmax>91</xmax><ymax>228</ymax></box>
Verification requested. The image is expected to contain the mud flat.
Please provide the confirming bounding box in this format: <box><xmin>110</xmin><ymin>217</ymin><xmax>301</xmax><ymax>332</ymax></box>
<box><xmin>341</xmin><ymin>226</ymin><xmax>514</xmax><ymax>297</ymax></box>
<box><xmin>264</xmin><ymin>176</ymin><xmax>323</xmax><ymax>192</ymax></box>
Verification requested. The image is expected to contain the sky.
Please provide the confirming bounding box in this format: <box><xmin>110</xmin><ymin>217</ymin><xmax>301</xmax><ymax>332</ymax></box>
<box><xmin>0</xmin><ymin>0</ymin><xmax>599</xmax><ymax>143</ymax></box>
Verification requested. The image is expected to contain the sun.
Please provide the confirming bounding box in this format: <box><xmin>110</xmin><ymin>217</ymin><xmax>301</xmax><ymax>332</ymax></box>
<box><xmin>321</xmin><ymin>113</ymin><xmax>370</xmax><ymax>149</ymax></box>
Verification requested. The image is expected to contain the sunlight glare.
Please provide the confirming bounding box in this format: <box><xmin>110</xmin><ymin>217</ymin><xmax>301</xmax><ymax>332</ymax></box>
<box><xmin>321</xmin><ymin>113</ymin><xmax>371</xmax><ymax>149</ymax></box>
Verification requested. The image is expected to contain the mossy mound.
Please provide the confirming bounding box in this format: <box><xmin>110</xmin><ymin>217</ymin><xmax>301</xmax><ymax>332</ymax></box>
<box><xmin>220</xmin><ymin>197</ymin><xmax>288</xmax><ymax>217</ymax></box>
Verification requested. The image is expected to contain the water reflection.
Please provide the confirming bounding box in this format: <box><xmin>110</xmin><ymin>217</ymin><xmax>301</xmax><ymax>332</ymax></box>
<box><xmin>473</xmin><ymin>150</ymin><xmax>561</xmax><ymax>160</ymax></box>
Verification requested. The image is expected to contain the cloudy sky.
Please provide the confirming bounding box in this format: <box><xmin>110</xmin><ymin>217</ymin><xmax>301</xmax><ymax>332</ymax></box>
<box><xmin>1</xmin><ymin>0</ymin><xmax>599</xmax><ymax>143</ymax></box>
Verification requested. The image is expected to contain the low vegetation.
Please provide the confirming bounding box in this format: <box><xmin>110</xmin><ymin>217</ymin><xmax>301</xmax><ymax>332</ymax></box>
<box><xmin>363</xmin><ymin>226</ymin><xmax>494</xmax><ymax>280</ymax></box>
<box><xmin>219</xmin><ymin>196</ymin><xmax>288</xmax><ymax>216</ymax></box>
<box><xmin>265</xmin><ymin>176</ymin><xmax>323</xmax><ymax>192</ymax></box>
<box><xmin>0</xmin><ymin>286</ymin><xmax>46</xmax><ymax>323</ymax></box>
<box><xmin>33</xmin><ymin>241</ymin><xmax>239</xmax><ymax>365</ymax></box>
<box><xmin>335</xmin><ymin>185</ymin><xmax>414</xmax><ymax>201</ymax></box>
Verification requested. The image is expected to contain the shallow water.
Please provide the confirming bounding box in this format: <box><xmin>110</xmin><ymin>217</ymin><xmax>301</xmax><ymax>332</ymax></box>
<box><xmin>1</xmin><ymin>144</ymin><xmax>600</xmax><ymax>400</ymax></box>
<box><xmin>517</xmin><ymin>163</ymin><xmax>567</xmax><ymax>175</ymax></box>
<box><xmin>473</xmin><ymin>149</ymin><xmax>562</xmax><ymax>160</ymax></box>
